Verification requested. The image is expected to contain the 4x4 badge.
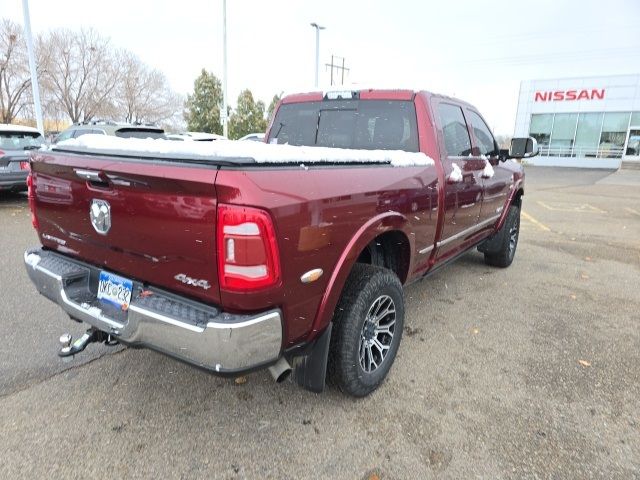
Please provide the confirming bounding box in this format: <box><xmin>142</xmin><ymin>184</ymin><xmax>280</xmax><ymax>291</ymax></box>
<box><xmin>90</xmin><ymin>199</ymin><xmax>111</xmax><ymax>235</ymax></box>
<box><xmin>174</xmin><ymin>273</ymin><xmax>211</xmax><ymax>290</ymax></box>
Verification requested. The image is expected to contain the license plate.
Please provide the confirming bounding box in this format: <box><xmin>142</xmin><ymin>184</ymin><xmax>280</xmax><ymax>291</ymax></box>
<box><xmin>97</xmin><ymin>271</ymin><xmax>133</xmax><ymax>309</ymax></box>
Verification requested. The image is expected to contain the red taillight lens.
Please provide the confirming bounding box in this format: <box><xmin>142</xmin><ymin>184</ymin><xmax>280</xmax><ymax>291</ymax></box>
<box><xmin>20</xmin><ymin>161</ymin><xmax>30</xmax><ymax>170</ymax></box>
<box><xmin>27</xmin><ymin>172</ymin><xmax>39</xmax><ymax>230</ymax></box>
<box><xmin>217</xmin><ymin>204</ymin><xmax>281</xmax><ymax>291</ymax></box>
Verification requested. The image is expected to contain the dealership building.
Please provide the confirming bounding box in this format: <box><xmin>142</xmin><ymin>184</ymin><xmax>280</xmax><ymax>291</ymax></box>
<box><xmin>513</xmin><ymin>74</ymin><xmax>640</xmax><ymax>168</ymax></box>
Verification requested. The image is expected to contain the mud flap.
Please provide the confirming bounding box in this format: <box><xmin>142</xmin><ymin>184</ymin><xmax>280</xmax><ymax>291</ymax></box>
<box><xmin>292</xmin><ymin>323</ymin><xmax>332</xmax><ymax>393</ymax></box>
<box><xmin>477</xmin><ymin>231</ymin><xmax>503</xmax><ymax>254</ymax></box>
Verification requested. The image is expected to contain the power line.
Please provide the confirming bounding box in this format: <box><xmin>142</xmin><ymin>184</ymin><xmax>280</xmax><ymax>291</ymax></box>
<box><xmin>325</xmin><ymin>55</ymin><xmax>349</xmax><ymax>86</ymax></box>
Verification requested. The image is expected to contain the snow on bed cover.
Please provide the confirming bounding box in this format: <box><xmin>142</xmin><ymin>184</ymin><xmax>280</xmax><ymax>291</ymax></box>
<box><xmin>54</xmin><ymin>135</ymin><xmax>434</xmax><ymax>167</ymax></box>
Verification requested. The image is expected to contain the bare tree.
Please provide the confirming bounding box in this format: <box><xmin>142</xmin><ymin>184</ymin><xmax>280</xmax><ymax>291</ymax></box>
<box><xmin>117</xmin><ymin>52</ymin><xmax>182</xmax><ymax>125</ymax></box>
<box><xmin>0</xmin><ymin>19</ymin><xmax>31</xmax><ymax>123</ymax></box>
<box><xmin>39</xmin><ymin>28</ymin><xmax>121</xmax><ymax>123</ymax></box>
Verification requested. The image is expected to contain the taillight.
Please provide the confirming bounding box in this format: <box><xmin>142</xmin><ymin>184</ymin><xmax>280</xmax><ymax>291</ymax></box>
<box><xmin>217</xmin><ymin>204</ymin><xmax>281</xmax><ymax>291</ymax></box>
<box><xmin>20</xmin><ymin>161</ymin><xmax>30</xmax><ymax>170</ymax></box>
<box><xmin>27</xmin><ymin>172</ymin><xmax>39</xmax><ymax>230</ymax></box>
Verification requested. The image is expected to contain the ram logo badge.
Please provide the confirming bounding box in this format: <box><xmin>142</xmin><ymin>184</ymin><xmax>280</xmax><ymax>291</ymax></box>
<box><xmin>89</xmin><ymin>199</ymin><xmax>111</xmax><ymax>235</ymax></box>
<box><xmin>174</xmin><ymin>273</ymin><xmax>211</xmax><ymax>290</ymax></box>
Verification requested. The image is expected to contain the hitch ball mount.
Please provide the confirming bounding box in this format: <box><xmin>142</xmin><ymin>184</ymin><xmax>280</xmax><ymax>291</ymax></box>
<box><xmin>59</xmin><ymin>328</ymin><xmax>118</xmax><ymax>359</ymax></box>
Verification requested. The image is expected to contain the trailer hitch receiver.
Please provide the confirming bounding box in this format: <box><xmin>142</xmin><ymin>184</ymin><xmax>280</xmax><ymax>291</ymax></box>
<box><xmin>58</xmin><ymin>328</ymin><xmax>117</xmax><ymax>358</ymax></box>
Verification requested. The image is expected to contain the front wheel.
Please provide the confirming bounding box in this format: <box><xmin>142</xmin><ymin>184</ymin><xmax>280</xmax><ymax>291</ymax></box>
<box><xmin>481</xmin><ymin>204</ymin><xmax>520</xmax><ymax>268</ymax></box>
<box><xmin>328</xmin><ymin>264</ymin><xmax>405</xmax><ymax>397</ymax></box>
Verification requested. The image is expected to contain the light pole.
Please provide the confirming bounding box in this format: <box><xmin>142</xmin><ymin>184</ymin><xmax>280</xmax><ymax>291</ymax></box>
<box><xmin>222</xmin><ymin>0</ymin><xmax>228</xmax><ymax>138</ymax></box>
<box><xmin>22</xmin><ymin>0</ymin><xmax>43</xmax><ymax>134</ymax></box>
<box><xmin>310</xmin><ymin>22</ymin><xmax>325</xmax><ymax>88</ymax></box>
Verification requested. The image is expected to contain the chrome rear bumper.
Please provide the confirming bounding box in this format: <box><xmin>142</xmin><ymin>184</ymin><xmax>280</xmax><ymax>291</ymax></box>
<box><xmin>24</xmin><ymin>248</ymin><xmax>283</xmax><ymax>373</ymax></box>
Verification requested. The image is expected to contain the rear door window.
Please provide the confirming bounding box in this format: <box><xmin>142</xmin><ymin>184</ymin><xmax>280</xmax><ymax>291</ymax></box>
<box><xmin>437</xmin><ymin>104</ymin><xmax>472</xmax><ymax>157</ymax></box>
<box><xmin>269</xmin><ymin>100</ymin><xmax>419</xmax><ymax>152</ymax></box>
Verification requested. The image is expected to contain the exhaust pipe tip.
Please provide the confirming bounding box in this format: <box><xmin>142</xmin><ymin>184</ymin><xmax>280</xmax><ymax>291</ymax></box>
<box><xmin>268</xmin><ymin>357</ymin><xmax>292</xmax><ymax>383</ymax></box>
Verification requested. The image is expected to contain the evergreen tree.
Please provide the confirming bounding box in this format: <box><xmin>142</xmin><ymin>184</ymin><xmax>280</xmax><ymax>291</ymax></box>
<box><xmin>183</xmin><ymin>69</ymin><xmax>223</xmax><ymax>134</ymax></box>
<box><xmin>267</xmin><ymin>93</ymin><xmax>282</xmax><ymax>122</ymax></box>
<box><xmin>229</xmin><ymin>89</ymin><xmax>268</xmax><ymax>139</ymax></box>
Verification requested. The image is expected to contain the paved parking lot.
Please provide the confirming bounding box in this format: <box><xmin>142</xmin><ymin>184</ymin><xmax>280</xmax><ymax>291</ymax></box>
<box><xmin>1</xmin><ymin>167</ymin><xmax>639</xmax><ymax>479</ymax></box>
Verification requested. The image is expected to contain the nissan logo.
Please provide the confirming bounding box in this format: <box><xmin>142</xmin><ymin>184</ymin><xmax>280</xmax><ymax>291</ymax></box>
<box><xmin>90</xmin><ymin>199</ymin><xmax>111</xmax><ymax>235</ymax></box>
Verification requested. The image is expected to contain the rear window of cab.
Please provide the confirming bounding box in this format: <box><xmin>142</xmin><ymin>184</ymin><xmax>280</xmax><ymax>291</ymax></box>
<box><xmin>269</xmin><ymin>100</ymin><xmax>419</xmax><ymax>152</ymax></box>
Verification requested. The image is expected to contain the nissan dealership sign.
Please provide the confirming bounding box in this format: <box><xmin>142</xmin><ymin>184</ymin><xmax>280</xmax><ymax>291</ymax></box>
<box><xmin>534</xmin><ymin>89</ymin><xmax>606</xmax><ymax>102</ymax></box>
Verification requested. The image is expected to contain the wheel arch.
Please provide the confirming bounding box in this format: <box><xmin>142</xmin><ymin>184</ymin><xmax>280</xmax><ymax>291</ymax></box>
<box><xmin>495</xmin><ymin>181</ymin><xmax>524</xmax><ymax>231</ymax></box>
<box><xmin>309</xmin><ymin>212</ymin><xmax>412</xmax><ymax>339</ymax></box>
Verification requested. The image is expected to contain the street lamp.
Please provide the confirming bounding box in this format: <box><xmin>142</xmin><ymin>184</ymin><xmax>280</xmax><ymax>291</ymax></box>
<box><xmin>310</xmin><ymin>22</ymin><xmax>325</xmax><ymax>88</ymax></box>
<box><xmin>22</xmin><ymin>0</ymin><xmax>43</xmax><ymax>134</ymax></box>
<box><xmin>222</xmin><ymin>0</ymin><xmax>228</xmax><ymax>138</ymax></box>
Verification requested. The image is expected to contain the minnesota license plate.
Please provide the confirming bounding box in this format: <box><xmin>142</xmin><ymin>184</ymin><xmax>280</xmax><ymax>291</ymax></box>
<box><xmin>97</xmin><ymin>271</ymin><xmax>133</xmax><ymax>309</ymax></box>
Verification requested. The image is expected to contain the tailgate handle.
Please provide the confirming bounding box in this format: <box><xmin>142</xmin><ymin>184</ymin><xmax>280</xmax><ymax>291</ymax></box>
<box><xmin>75</xmin><ymin>169</ymin><xmax>110</xmax><ymax>187</ymax></box>
<box><xmin>75</xmin><ymin>169</ymin><xmax>103</xmax><ymax>182</ymax></box>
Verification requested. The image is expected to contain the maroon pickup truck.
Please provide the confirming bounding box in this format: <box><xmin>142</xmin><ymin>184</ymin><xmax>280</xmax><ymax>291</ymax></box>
<box><xmin>24</xmin><ymin>88</ymin><xmax>538</xmax><ymax>397</ymax></box>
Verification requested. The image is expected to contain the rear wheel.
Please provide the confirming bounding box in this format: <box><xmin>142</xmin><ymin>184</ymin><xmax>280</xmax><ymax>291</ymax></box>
<box><xmin>328</xmin><ymin>264</ymin><xmax>404</xmax><ymax>397</ymax></box>
<box><xmin>482</xmin><ymin>205</ymin><xmax>520</xmax><ymax>268</ymax></box>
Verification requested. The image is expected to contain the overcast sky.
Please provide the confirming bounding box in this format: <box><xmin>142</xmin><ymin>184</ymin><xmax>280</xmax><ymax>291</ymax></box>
<box><xmin>2</xmin><ymin>0</ymin><xmax>639</xmax><ymax>134</ymax></box>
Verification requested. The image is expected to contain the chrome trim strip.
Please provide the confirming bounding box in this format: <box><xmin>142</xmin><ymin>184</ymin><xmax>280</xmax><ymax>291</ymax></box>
<box><xmin>419</xmin><ymin>245</ymin><xmax>434</xmax><ymax>255</ymax></box>
<box><xmin>437</xmin><ymin>215</ymin><xmax>500</xmax><ymax>249</ymax></box>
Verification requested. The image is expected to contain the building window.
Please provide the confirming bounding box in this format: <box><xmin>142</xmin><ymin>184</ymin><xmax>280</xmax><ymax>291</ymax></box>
<box><xmin>574</xmin><ymin>113</ymin><xmax>603</xmax><ymax>157</ymax></box>
<box><xmin>630</xmin><ymin>112</ymin><xmax>640</xmax><ymax>126</ymax></box>
<box><xmin>549</xmin><ymin>113</ymin><xmax>578</xmax><ymax>155</ymax></box>
<box><xmin>529</xmin><ymin>114</ymin><xmax>553</xmax><ymax>147</ymax></box>
<box><xmin>600</xmin><ymin>112</ymin><xmax>630</xmax><ymax>158</ymax></box>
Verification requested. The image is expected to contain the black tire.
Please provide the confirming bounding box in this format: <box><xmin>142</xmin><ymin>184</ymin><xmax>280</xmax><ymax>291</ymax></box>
<box><xmin>328</xmin><ymin>263</ymin><xmax>404</xmax><ymax>397</ymax></box>
<box><xmin>482</xmin><ymin>205</ymin><xmax>520</xmax><ymax>268</ymax></box>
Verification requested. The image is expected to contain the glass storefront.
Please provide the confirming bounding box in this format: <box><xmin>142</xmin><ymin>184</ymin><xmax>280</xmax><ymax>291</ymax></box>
<box><xmin>529</xmin><ymin>111</ymin><xmax>639</xmax><ymax>158</ymax></box>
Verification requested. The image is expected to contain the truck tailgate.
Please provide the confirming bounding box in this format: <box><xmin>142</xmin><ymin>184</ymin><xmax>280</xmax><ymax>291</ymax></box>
<box><xmin>31</xmin><ymin>152</ymin><xmax>221</xmax><ymax>304</ymax></box>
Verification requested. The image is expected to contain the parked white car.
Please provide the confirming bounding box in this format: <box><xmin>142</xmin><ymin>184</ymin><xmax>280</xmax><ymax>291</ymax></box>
<box><xmin>238</xmin><ymin>133</ymin><xmax>265</xmax><ymax>142</ymax></box>
<box><xmin>166</xmin><ymin>132</ymin><xmax>228</xmax><ymax>142</ymax></box>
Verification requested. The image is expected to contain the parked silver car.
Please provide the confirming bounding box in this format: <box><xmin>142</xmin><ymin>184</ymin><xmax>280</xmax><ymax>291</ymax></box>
<box><xmin>0</xmin><ymin>124</ymin><xmax>44</xmax><ymax>193</ymax></box>
<box><xmin>54</xmin><ymin>120</ymin><xmax>165</xmax><ymax>143</ymax></box>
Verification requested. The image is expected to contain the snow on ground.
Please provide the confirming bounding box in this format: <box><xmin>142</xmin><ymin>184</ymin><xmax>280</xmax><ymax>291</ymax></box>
<box><xmin>54</xmin><ymin>135</ymin><xmax>434</xmax><ymax>168</ymax></box>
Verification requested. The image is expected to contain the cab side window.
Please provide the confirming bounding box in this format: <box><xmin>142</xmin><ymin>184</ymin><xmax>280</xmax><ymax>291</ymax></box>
<box><xmin>468</xmin><ymin>110</ymin><xmax>497</xmax><ymax>156</ymax></box>
<box><xmin>438</xmin><ymin>104</ymin><xmax>472</xmax><ymax>157</ymax></box>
